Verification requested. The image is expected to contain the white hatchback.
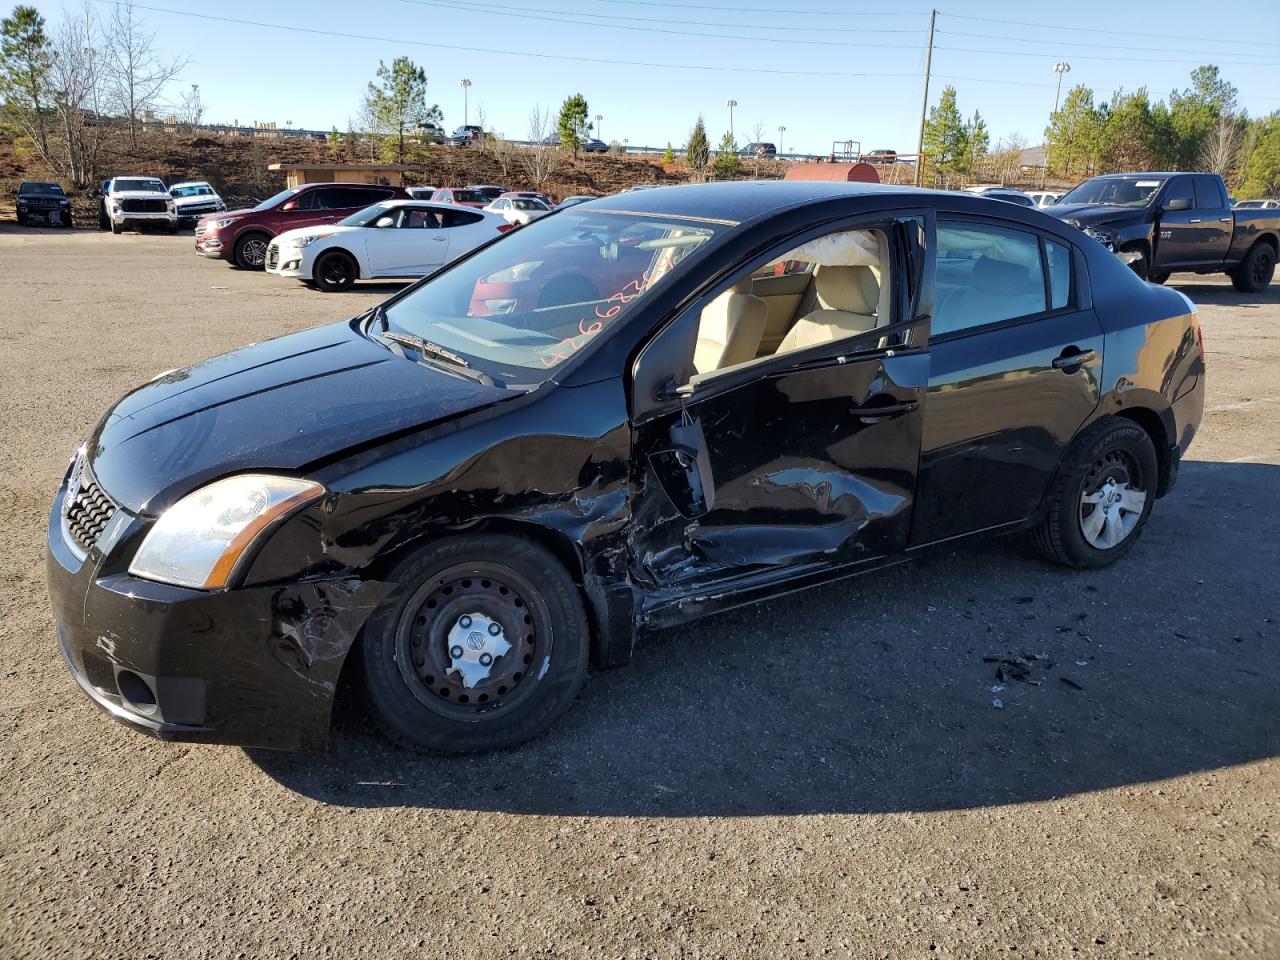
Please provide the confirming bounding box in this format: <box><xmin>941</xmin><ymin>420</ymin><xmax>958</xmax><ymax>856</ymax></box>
<box><xmin>484</xmin><ymin>196</ymin><xmax>552</xmax><ymax>226</ymax></box>
<box><xmin>266</xmin><ymin>200</ymin><xmax>512</xmax><ymax>292</ymax></box>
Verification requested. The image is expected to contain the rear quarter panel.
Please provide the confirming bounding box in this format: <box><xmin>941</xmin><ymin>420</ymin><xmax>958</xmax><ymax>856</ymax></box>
<box><xmin>1226</xmin><ymin>210</ymin><xmax>1280</xmax><ymax>264</ymax></box>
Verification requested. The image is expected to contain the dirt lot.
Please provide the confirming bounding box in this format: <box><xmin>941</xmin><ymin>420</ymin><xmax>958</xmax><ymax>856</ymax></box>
<box><xmin>1</xmin><ymin>225</ymin><xmax>1277</xmax><ymax>959</ymax></box>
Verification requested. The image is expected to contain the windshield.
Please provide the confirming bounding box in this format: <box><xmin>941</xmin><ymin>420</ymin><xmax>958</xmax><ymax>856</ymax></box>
<box><xmin>512</xmin><ymin>199</ymin><xmax>548</xmax><ymax>211</ymax></box>
<box><xmin>255</xmin><ymin>187</ymin><xmax>299</xmax><ymax>211</ymax></box>
<box><xmin>339</xmin><ymin>202</ymin><xmax>397</xmax><ymax>226</ymax></box>
<box><xmin>380</xmin><ymin>209</ymin><xmax>724</xmax><ymax>385</ymax></box>
<box><xmin>171</xmin><ymin>183</ymin><xmax>214</xmax><ymax>198</ymax></box>
<box><xmin>1058</xmin><ymin>176</ymin><xmax>1166</xmax><ymax>207</ymax></box>
<box><xmin>450</xmin><ymin>190</ymin><xmax>485</xmax><ymax>204</ymax></box>
<box><xmin>114</xmin><ymin>178</ymin><xmax>166</xmax><ymax>193</ymax></box>
<box><xmin>19</xmin><ymin>182</ymin><xmax>63</xmax><ymax>196</ymax></box>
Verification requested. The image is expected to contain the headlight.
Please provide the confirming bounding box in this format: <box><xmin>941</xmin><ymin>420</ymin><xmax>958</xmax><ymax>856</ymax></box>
<box><xmin>482</xmin><ymin>260</ymin><xmax>543</xmax><ymax>283</ymax></box>
<box><xmin>294</xmin><ymin>233</ymin><xmax>333</xmax><ymax>248</ymax></box>
<box><xmin>128</xmin><ymin>474</ymin><xmax>325</xmax><ymax>589</ymax></box>
<box><xmin>59</xmin><ymin>198</ymin><xmax>69</xmax><ymax>205</ymax></box>
<box><xmin>16</xmin><ymin>200</ymin><xmax>27</xmax><ymax>207</ymax></box>
<box><xmin>210</xmin><ymin>216</ymin><xmax>240</xmax><ymax>229</ymax></box>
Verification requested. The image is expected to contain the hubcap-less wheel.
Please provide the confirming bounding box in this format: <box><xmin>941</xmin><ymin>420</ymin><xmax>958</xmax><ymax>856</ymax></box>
<box><xmin>1079</xmin><ymin>450</ymin><xmax>1147</xmax><ymax>550</ymax></box>
<box><xmin>394</xmin><ymin>563</ymin><xmax>546</xmax><ymax>721</ymax></box>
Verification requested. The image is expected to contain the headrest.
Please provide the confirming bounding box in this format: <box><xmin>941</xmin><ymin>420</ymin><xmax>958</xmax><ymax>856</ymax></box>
<box><xmin>728</xmin><ymin>277</ymin><xmax>753</xmax><ymax>295</ymax></box>
<box><xmin>971</xmin><ymin>256</ymin><xmax>1029</xmax><ymax>292</ymax></box>
<box><xmin>814</xmin><ymin>265</ymin><xmax>878</xmax><ymax>316</ymax></box>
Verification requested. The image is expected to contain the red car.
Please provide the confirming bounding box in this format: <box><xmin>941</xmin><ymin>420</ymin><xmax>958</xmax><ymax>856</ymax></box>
<box><xmin>430</xmin><ymin>187</ymin><xmax>489</xmax><ymax>209</ymax></box>
<box><xmin>195</xmin><ymin>182</ymin><xmax>407</xmax><ymax>269</ymax></box>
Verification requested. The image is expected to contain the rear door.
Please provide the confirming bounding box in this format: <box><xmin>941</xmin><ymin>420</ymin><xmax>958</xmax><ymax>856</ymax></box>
<box><xmin>1191</xmin><ymin>175</ymin><xmax>1233</xmax><ymax>266</ymax></box>
<box><xmin>912</xmin><ymin>217</ymin><xmax>1103</xmax><ymax>546</ymax></box>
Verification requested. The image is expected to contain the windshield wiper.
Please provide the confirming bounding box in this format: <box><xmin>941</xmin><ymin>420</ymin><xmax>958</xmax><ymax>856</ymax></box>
<box><xmin>376</xmin><ymin>329</ymin><xmax>497</xmax><ymax>387</ymax></box>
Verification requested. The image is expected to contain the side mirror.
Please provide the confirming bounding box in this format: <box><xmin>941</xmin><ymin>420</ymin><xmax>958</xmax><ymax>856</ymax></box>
<box><xmin>1162</xmin><ymin>196</ymin><xmax>1192</xmax><ymax>213</ymax></box>
<box><xmin>280</xmin><ymin>200</ymin><xmax>298</xmax><ymax>212</ymax></box>
<box><xmin>375</xmin><ymin>216</ymin><xmax>395</xmax><ymax>228</ymax></box>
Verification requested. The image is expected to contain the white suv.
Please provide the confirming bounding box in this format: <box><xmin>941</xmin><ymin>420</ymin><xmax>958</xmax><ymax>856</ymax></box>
<box><xmin>102</xmin><ymin>177</ymin><xmax>177</xmax><ymax>234</ymax></box>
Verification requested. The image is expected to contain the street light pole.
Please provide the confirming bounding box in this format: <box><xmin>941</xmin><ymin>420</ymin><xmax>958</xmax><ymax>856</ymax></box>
<box><xmin>726</xmin><ymin>99</ymin><xmax>737</xmax><ymax>143</ymax></box>
<box><xmin>595</xmin><ymin>114</ymin><xmax>603</xmax><ymax>143</ymax></box>
<box><xmin>459</xmin><ymin>78</ymin><xmax>471</xmax><ymax>126</ymax></box>
<box><xmin>778</xmin><ymin>125</ymin><xmax>786</xmax><ymax>156</ymax></box>
<box><xmin>1053</xmin><ymin>61</ymin><xmax>1071</xmax><ymax>115</ymax></box>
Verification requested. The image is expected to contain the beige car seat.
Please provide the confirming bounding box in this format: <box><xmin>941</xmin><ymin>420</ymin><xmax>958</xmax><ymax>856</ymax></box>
<box><xmin>776</xmin><ymin>265</ymin><xmax>880</xmax><ymax>353</ymax></box>
<box><xmin>693</xmin><ymin>278</ymin><xmax>768</xmax><ymax>374</ymax></box>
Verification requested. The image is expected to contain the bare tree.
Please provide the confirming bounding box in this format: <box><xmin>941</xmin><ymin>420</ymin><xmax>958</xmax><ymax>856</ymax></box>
<box><xmin>178</xmin><ymin>82</ymin><xmax>203</xmax><ymax>126</ymax></box>
<box><xmin>486</xmin><ymin>135</ymin><xmax>521</xmax><ymax>182</ymax></box>
<box><xmin>523</xmin><ymin>104</ymin><xmax>560</xmax><ymax>191</ymax></box>
<box><xmin>47</xmin><ymin>3</ymin><xmax>106</xmax><ymax>186</ymax></box>
<box><xmin>749</xmin><ymin>120</ymin><xmax>766</xmax><ymax>178</ymax></box>
<box><xmin>1200</xmin><ymin>112</ymin><xmax>1244</xmax><ymax>178</ymax></box>
<box><xmin>102</xmin><ymin>1</ymin><xmax>188</xmax><ymax>149</ymax></box>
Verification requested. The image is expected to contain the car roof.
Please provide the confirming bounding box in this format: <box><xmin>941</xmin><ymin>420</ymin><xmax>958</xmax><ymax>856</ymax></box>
<box><xmin>1087</xmin><ymin>172</ymin><xmax>1184</xmax><ymax>179</ymax></box>
<box><xmin>169</xmin><ymin>180</ymin><xmax>211</xmax><ymax>187</ymax></box>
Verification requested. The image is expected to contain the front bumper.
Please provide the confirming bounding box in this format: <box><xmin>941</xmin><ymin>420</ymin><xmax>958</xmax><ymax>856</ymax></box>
<box><xmin>264</xmin><ymin>240</ymin><xmax>309</xmax><ymax>278</ymax></box>
<box><xmin>18</xmin><ymin>204</ymin><xmax>70</xmax><ymax>224</ymax></box>
<box><xmin>46</xmin><ymin>482</ymin><xmax>391</xmax><ymax>751</ymax></box>
<box><xmin>112</xmin><ymin>212</ymin><xmax>176</xmax><ymax>229</ymax></box>
<box><xmin>194</xmin><ymin>226</ymin><xmax>230</xmax><ymax>259</ymax></box>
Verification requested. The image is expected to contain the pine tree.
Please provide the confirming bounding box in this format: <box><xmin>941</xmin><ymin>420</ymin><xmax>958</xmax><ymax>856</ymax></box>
<box><xmin>686</xmin><ymin>117</ymin><xmax>710</xmax><ymax>182</ymax></box>
<box><xmin>662</xmin><ymin>141</ymin><xmax>675</xmax><ymax>164</ymax></box>
<box><xmin>712</xmin><ymin>131</ymin><xmax>741</xmax><ymax>180</ymax></box>
<box><xmin>921</xmin><ymin>85</ymin><xmax>968</xmax><ymax>182</ymax></box>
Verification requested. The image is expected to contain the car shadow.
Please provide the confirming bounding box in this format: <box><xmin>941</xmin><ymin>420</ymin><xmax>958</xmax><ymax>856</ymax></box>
<box><xmin>1170</xmin><ymin>276</ymin><xmax>1280</xmax><ymax>308</ymax></box>
<box><xmin>249</xmin><ymin>460</ymin><xmax>1280</xmax><ymax>816</ymax></box>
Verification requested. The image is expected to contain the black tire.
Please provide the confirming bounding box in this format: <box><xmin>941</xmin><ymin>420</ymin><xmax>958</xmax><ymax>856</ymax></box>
<box><xmin>1123</xmin><ymin>245</ymin><xmax>1151</xmax><ymax>282</ymax></box>
<box><xmin>1230</xmin><ymin>242</ymin><xmax>1276</xmax><ymax>293</ymax></box>
<box><xmin>167</xmin><ymin>223</ymin><xmax>178</xmax><ymax>235</ymax></box>
<box><xmin>360</xmin><ymin>534</ymin><xmax>589</xmax><ymax>753</ymax></box>
<box><xmin>110</xmin><ymin>220</ymin><xmax>122</xmax><ymax>235</ymax></box>
<box><xmin>312</xmin><ymin>250</ymin><xmax>359</xmax><ymax>292</ymax></box>
<box><xmin>232</xmin><ymin>232</ymin><xmax>270</xmax><ymax>269</ymax></box>
<box><xmin>98</xmin><ymin>211</ymin><xmax>109</xmax><ymax>230</ymax></box>
<box><xmin>1032</xmin><ymin>417</ymin><xmax>1159</xmax><ymax>569</ymax></box>
<box><xmin>15</xmin><ymin>213</ymin><xmax>25</xmax><ymax>227</ymax></box>
<box><xmin>1147</xmin><ymin>272</ymin><xmax>1170</xmax><ymax>285</ymax></box>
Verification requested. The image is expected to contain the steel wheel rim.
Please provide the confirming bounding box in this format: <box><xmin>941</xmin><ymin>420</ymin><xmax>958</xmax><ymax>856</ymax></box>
<box><xmin>242</xmin><ymin>238</ymin><xmax>267</xmax><ymax>266</ymax></box>
<box><xmin>1079</xmin><ymin>449</ymin><xmax>1147</xmax><ymax>550</ymax></box>
<box><xmin>394</xmin><ymin>561</ymin><xmax>551</xmax><ymax>722</ymax></box>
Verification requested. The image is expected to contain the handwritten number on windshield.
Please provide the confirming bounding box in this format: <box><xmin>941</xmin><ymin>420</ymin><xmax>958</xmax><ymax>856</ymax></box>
<box><xmin>538</xmin><ymin>271</ymin><xmax>652</xmax><ymax>367</ymax></box>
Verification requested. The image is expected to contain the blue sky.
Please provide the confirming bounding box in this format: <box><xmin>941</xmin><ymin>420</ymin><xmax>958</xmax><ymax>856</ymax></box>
<box><xmin>46</xmin><ymin>0</ymin><xmax>1280</xmax><ymax>153</ymax></box>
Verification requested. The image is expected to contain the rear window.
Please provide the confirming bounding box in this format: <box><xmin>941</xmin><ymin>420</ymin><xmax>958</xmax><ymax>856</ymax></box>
<box><xmin>933</xmin><ymin>222</ymin><xmax>1047</xmax><ymax>337</ymax></box>
<box><xmin>452</xmin><ymin>190</ymin><xmax>485</xmax><ymax>204</ymax></box>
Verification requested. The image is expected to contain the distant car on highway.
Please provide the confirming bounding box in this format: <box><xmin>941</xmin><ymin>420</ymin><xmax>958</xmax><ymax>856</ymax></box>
<box><xmin>1025</xmin><ymin>191</ymin><xmax>1062</xmax><ymax>207</ymax></box>
<box><xmin>15</xmin><ymin>180</ymin><xmax>72</xmax><ymax>227</ymax></box>
<box><xmin>450</xmin><ymin>125</ymin><xmax>485</xmax><ymax>147</ymax></box>
<box><xmin>431</xmin><ymin>187</ymin><xmax>489</xmax><ymax>209</ymax></box>
<box><xmin>195</xmin><ymin>182</ymin><xmax>406</xmax><ymax>269</ymax></box>
<box><xmin>265</xmin><ymin>200</ymin><xmax>510</xmax><ymax>291</ymax></box>
<box><xmin>739</xmin><ymin>142</ymin><xmax>777</xmax><ymax>158</ymax></box>
<box><xmin>1234</xmin><ymin>198</ymin><xmax>1279</xmax><ymax>209</ymax></box>
<box><xmin>168</xmin><ymin>180</ymin><xmax>226</xmax><ymax>228</ymax></box>
<box><xmin>863</xmin><ymin>149</ymin><xmax>897</xmax><ymax>164</ymax></box>
<box><xmin>581</xmin><ymin>138</ymin><xmax>609</xmax><ymax>153</ymax></box>
<box><xmin>484</xmin><ymin>195</ymin><xmax>552</xmax><ymax>226</ymax></box>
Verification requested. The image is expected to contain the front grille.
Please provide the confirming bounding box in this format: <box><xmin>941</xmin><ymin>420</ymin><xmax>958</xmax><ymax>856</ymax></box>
<box><xmin>64</xmin><ymin>467</ymin><xmax>116</xmax><ymax>555</ymax></box>
<box><xmin>25</xmin><ymin>198</ymin><xmax>62</xmax><ymax>208</ymax></box>
<box><xmin>120</xmin><ymin>198</ymin><xmax>167</xmax><ymax>213</ymax></box>
<box><xmin>179</xmin><ymin>202</ymin><xmax>219</xmax><ymax>216</ymax></box>
<box><xmin>265</xmin><ymin>243</ymin><xmax>280</xmax><ymax>271</ymax></box>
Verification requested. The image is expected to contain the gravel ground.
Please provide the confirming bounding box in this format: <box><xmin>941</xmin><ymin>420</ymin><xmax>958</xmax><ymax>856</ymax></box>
<box><xmin>1</xmin><ymin>225</ymin><xmax>1277</xmax><ymax>959</ymax></box>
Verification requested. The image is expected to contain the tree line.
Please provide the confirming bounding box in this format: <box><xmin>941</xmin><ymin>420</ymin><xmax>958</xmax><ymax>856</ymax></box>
<box><xmin>0</xmin><ymin>2</ymin><xmax>188</xmax><ymax>187</ymax></box>
<box><xmin>922</xmin><ymin>65</ymin><xmax>1279</xmax><ymax>197</ymax></box>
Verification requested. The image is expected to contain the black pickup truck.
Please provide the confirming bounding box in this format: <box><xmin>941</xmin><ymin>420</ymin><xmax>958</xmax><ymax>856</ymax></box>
<box><xmin>1049</xmin><ymin>171</ymin><xmax>1278</xmax><ymax>291</ymax></box>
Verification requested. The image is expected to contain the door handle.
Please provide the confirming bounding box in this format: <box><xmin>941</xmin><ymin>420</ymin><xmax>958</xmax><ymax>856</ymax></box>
<box><xmin>1052</xmin><ymin>348</ymin><xmax>1096</xmax><ymax>370</ymax></box>
<box><xmin>1188</xmin><ymin>218</ymin><xmax>1202</xmax><ymax>224</ymax></box>
<box><xmin>432</xmin><ymin>235</ymin><xmax>447</xmax><ymax>241</ymax></box>
<box><xmin>852</xmin><ymin>399</ymin><xmax>918</xmax><ymax>421</ymax></box>
<box><xmin>1219</xmin><ymin>217</ymin><xmax>1232</xmax><ymax>222</ymax></box>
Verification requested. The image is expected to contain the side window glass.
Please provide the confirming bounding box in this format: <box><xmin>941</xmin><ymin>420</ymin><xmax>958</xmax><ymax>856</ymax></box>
<box><xmin>441</xmin><ymin>209</ymin><xmax>483</xmax><ymax>228</ymax></box>
<box><xmin>1162</xmin><ymin>178</ymin><xmax>1194</xmax><ymax>206</ymax></box>
<box><xmin>1193</xmin><ymin>176</ymin><xmax>1223</xmax><ymax>209</ymax></box>
<box><xmin>293</xmin><ymin>190</ymin><xmax>320</xmax><ymax>211</ymax></box>
<box><xmin>934</xmin><ymin>223</ymin><xmax>1047</xmax><ymax>337</ymax></box>
<box><xmin>1045</xmin><ymin>238</ymin><xmax>1072</xmax><ymax>310</ymax></box>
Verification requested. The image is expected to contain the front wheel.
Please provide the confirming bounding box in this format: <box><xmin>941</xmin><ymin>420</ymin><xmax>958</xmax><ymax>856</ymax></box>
<box><xmin>1230</xmin><ymin>242</ymin><xmax>1275</xmax><ymax>293</ymax></box>
<box><xmin>360</xmin><ymin>534</ymin><xmax>589</xmax><ymax>753</ymax></box>
<box><xmin>233</xmin><ymin>233</ymin><xmax>270</xmax><ymax>269</ymax></box>
<box><xmin>1032</xmin><ymin>418</ymin><xmax>1158</xmax><ymax>569</ymax></box>
<box><xmin>312</xmin><ymin>250</ymin><xmax>358</xmax><ymax>292</ymax></box>
<box><xmin>1147</xmin><ymin>272</ymin><xmax>1169</xmax><ymax>285</ymax></box>
<box><xmin>110</xmin><ymin>220</ymin><xmax>122</xmax><ymax>235</ymax></box>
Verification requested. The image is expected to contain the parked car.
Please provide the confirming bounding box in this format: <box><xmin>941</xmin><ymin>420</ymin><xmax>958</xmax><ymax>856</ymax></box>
<box><xmin>1234</xmin><ymin>198</ymin><xmax>1279</xmax><ymax>210</ymax></box>
<box><xmin>194</xmin><ymin>182</ymin><xmax>406</xmax><ymax>269</ymax></box>
<box><xmin>467</xmin><ymin>184</ymin><xmax>508</xmax><ymax>203</ymax></box>
<box><xmin>167</xmin><ymin>180</ymin><xmax>226</xmax><ymax>228</ymax></box>
<box><xmin>1025</xmin><ymin>191</ymin><xmax>1062</xmax><ymax>207</ymax></box>
<box><xmin>405</xmin><ymin>186</ymin><xmax>440</xmax><ymax>200</ymax></box>
<box><xmin>581</xmin><ymin>138</ymin><xmax>609</xmax><ymax>153</ymax></box>
<box><xmin>556</xmin><ymin>194</ymin><xmax>601</xmax><ymax>209</ymax></box>
<box><xmin>863</xmin><ymin>149</ymin><xmax>897</xmax><ymax>164</ymax></box>
<box><xmin>450</xmin><ymin>125</ymin><xmax>485</xmax><ymax>147</ymax></box>
<box><xmin>968</xmin><ymin>186</ymin><xmax>1036</xmax><ymax>207</ymax></box>
<box><xmin>484</xmin><ymin>195</ymin><xmax>552</xmax><ymax>226</ymax></box>
<box><xmin>48</xmin><ymin>182</ymin><xmax>1204</xmax><ymax>753</ymax></box>
<box><xmin>265</xmin><ymin>200</ymin><xmax>511</xmax><ymax>291</ymax></box>
<box><xmin>430</xmin><ymin>187</ymin><xmax>489</xmax><ymax>209</ymax></box>
<box><xmin>498</xmin><ymin>190</ymin><xmax>553</xmax><ymax>206</ymax></box>
<box><xmin>98</xmin><ymin>177</ymin><xmax>176</xmax><ymax>234</ymax></box>
<box><xmin>15</xmin><ymin>180</ymin><xmax>72</xmax><ymax>227</ymax></box>
<box><xmin>739</xmin><ymin>142</ymin><xmax>777</xmax><ymax>158</ymax></box>
<box><xmin>1049</xmin><ymin>172</ymin><xmax>1280</xmax><ymax>289</ymax></box>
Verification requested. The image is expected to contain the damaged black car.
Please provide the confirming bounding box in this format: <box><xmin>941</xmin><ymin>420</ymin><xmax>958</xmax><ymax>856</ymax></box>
<box><xmin>47</xmin><ymin>182</ymin><xmax>1205</xmax><ymax>753</ymax></box>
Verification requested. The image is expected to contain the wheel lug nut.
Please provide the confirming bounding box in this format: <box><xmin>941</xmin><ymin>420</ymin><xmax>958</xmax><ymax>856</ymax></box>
<box><xmin>488</xmin><ymin>622</ymin><xmax>501</xmax><ymax>636</ymax></box>
<box><xmin>479</xmin><ymin>653</ymin><xmax>493</xmax><ymax>666</ymax></box>
<box><xmin>459</xmin><ymin>616</ymin><xmax>472</xmax><ymax>629</ymax></box>
<box><xmin>450</xmin><ymin>645</ymin><xmax>464</xmax><ymax>659</ymax></box>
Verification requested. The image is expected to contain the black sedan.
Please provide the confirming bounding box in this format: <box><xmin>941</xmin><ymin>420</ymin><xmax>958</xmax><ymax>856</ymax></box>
<box><xmin>47</xmin><ymin>182</ymin><xmax>1205</xmax><ymax>753</ymax></box>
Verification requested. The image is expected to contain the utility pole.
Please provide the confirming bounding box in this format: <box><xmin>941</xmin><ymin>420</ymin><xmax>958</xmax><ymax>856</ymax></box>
<box><xmin>460</xmin><ymin>78</ymin><xmax>471</xmax><ymax>126</ymax></box>
<box><xmin>913</xmin><ymin>9</ymin><xmax>937</xmax><ymax>188</ymax></box>
<box><xmin>778</xmin><ymin>125</ymin><xmax>786</xmax><ymax>155</ymax></box>
<box><xmin>595</xmin><ymin>114</ymin><xmax>603</xmax><ymax>143</ymax></box>
<box><xmin>726</xmin><ymin>99</ymin><xmax>738</xmax><ymax>143</ymax></box>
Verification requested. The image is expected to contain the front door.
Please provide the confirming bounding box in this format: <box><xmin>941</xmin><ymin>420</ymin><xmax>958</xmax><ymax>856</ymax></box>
<box><xmin>1152</xmin><ymin>177</ymin><xmax>1203</xmax><ymax>272</ymax></box>
<box><xmin>365</xmin><ymin>207</ymin><xmax>450</xmax><ymax>276</ymax></box>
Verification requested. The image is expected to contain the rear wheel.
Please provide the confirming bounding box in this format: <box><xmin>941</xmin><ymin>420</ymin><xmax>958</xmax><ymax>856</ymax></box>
<box><xmin>233</xmin><ymin>232</ymin><xmax>270</xmax><ymax>269</ymax></box>
<box><xmin>313</xmin><ymin>250</ymin><xmax>358</xmax><ymax>292</ymax></box>
<box><xmin>1230</xmin><ymin>242</ymin><xmax>1275</xmax><ymax>293</ymax></box>
<box><xmin>1032</xmin><ymin>418</ymin><xmax>1158</xmax><ymax>569</ymax></box>
<box><xmin>360</xmin><ymin>534</ymin><xmax>589</xmax><ymax>753</ymax></box>
<box><xmin>1147</xmin><ymin>272</ymin><xmax>1170</xmax><ymax>285</ymax></box>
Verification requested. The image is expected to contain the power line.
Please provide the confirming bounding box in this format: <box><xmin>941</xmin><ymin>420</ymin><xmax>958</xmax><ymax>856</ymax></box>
<box><xmin>941</xmin><ymin>12</ymin><xmax>1280</xmax><ymax>51</ymax></box>
<box><xmin>393</xmin><ymin>0</ymin><xmax>924</xmax><ymax>46</ymax></box>
<box><xmin>99</xmin><ymin>1</ymin><xmax>929</xmax><ymax>78</ymax></box>
<box><xmin>395</xmin><ymin>0</ymin><xmax>925</xmax><ymax>34</ymax></box>
<box><xmin>939</xmin><ymin>28</ymin><xmax>1280</xmax><ymax>61</ymax></box>
<box><xmin>545</xmin><ymin>0</ymin><xmax>925</xmax><ymax>16</ymax></box>
<box><xmin>935</xmin><ymin>44</ymin><xmax>1280</xmax><ymax>68</ymax></box>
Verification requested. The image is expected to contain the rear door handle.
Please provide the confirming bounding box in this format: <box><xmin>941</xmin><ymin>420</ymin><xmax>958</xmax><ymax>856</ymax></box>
<box><xmin>1219</xmin><ymin>217</ymin><xmax>1232</xmax><ymax>222</ymax></box>
<box><xmin>1052</xmin><ymin>349</ymin><xmax>1096</xmax><ymax>370</ymax></box>
<box><xmin>1189</xmin><ymin>218</ymin><xmax>1202</xmax><ymax>224</ymax></box>
<box><xmin>852</xmin><ymin>399</ymin><xmax>919</xmax><ymax>420</ymax></box>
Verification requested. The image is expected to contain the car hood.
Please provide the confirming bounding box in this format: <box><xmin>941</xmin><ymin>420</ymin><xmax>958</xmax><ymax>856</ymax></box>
<box><xmin>171</xmin><ymin>194</ymin><xmax>222</xmax><ymax>207</ymax></box>
<box><xmin>1048</xmin><ymin>203</ymin><xmax>1147</xmax><ymax>227</ymax></box>
<box><xmin>86</xmin><ymin>320</ymin><xmax>514</xmax><ymax>514</ymax></box>
<box><xmin>199</xmin><ymin>205</ymin><xmax>257</xmax><ymax>223</ymax></box>
<box><xmin>110</xmin><ymin>191</ymin><xmax>171</xmax><ymax>202</ymax></box>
